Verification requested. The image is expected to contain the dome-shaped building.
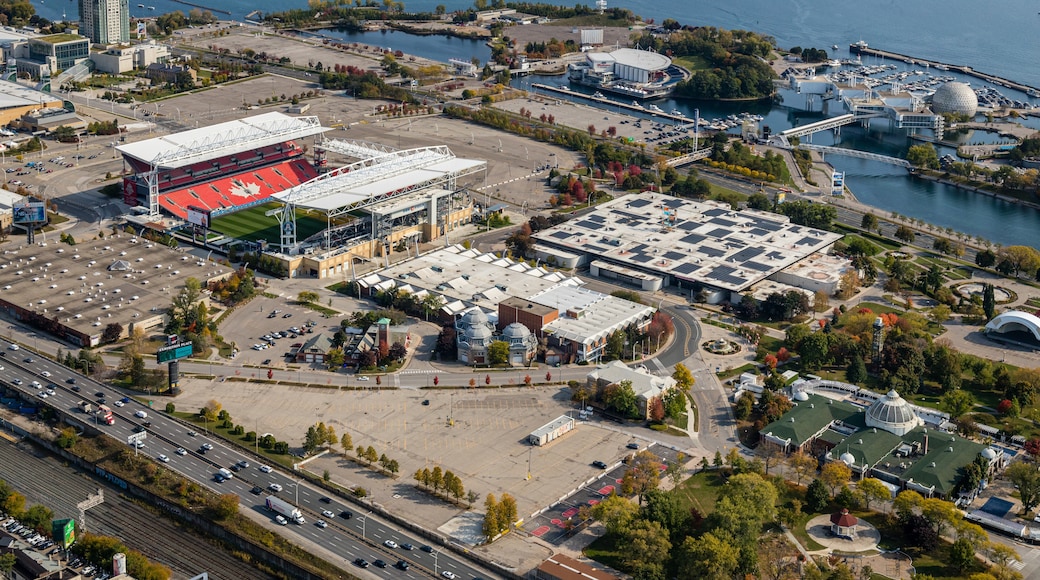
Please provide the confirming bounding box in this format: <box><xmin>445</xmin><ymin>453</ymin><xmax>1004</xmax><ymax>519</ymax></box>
<box><xmin>501</xmin><ymin>322</ymin><xmax>538</xmax><ymax>365</ymax></box>
<box><xmin>865</xmin><ymin>390</ymin><xmax>923</xmax><ymax>436</ymax></box>
<box><xmin>931</xmin><ymin>82</ymin><xmax>978</xmax><ymax>116</ymax></box>
<box><xmin>456</xmin><ymin>308</ymin><xmax>496</xmax><ymax>364</ymax></box>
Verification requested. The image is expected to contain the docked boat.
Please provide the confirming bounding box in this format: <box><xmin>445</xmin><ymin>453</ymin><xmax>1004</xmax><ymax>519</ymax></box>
<box><xmin>826</xmin><ymin>59</ymin><xmax>841</xmax><ymax>67</ymax></box>
<box><xmin>632</xmin><ymin>100</ymin><xmax>643</xmax><ymax>108</ymax></box>
<box><xmin>592</xmin><ymin>91</ymin><xmax>604</xmax><ymax>99</ymax></box>
<box><xmin>647</xmin><ymin>104</ymin><xmax>664</xmax><ymax>113</ymax></box>
<box><xmin>137</xmin><ymin>3</ymin><xmax>143</xmax><ymax>6</ymax></box>
<box><xmin>934</xmin><ymin>64</ymin><xmax>949</xmax><ymax>71</ymax></box>
<box><xmin>832</xmin><ymin>44</ymin><xmax>839</xmax><ymax>50</ymax></box>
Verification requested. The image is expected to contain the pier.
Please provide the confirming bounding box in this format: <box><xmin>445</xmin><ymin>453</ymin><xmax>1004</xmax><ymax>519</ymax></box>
<box><xmin>530</xmin><ymin>84</ymin><xmax>694</xmax><ymax>124</ymax></box>
<box><xmin>171</xmin><ymin>0</ymin><xmax>231</xmax><ymax>15</ymax></box>
<box><xmin>849</xmin><ymin>44</ymin><xmax>1040</xmax><ymax>96</ymax></box>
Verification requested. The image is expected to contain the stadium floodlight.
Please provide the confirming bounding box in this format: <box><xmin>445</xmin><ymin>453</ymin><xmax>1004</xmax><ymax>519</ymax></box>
<box><xmin>264</xmin><ymin>208</ymin><xmax>283</xmax><ymax>218</ymax></box>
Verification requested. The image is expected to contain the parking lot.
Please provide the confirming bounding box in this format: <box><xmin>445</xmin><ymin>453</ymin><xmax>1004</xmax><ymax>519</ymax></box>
<box><xmin>522</xmin><ymin>443</ymin><xmax>684</xmax><ymax>545</ymax></box>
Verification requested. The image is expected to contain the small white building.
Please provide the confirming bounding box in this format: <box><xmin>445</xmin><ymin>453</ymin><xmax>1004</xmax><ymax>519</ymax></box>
<box><xmin>770</xmin><ymin>252</ymin><xmax>851</xmax><ymax>295</ymax></box>
<box><xmin>90</xmin><ymin>41</ymin><xmax>171</xmax><ymax>74</ymax></box>
<box><xmin>529</xmin><ymin>415</ymin><xmax>576</xmax><ymax>446</ymax></box>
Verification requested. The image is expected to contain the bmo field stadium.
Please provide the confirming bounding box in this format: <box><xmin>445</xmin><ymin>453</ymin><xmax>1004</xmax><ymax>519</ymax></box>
<box><xmin>117</xmin><ymin>113</ymin><xmax>487</xmax><ymax>278</ymax></box>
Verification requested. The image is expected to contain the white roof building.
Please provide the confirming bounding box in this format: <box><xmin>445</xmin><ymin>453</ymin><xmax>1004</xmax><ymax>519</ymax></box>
<box><xmin>587</xmin><ymin>360</ymin><xmax>676</xmax><ymax>418</ymax></box>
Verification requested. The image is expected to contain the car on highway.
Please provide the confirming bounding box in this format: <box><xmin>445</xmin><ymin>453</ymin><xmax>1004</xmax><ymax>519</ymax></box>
<box><xmin>421</xmin><ymin>545</ymin><xmax>434</xmax><ymax>553</ymax></box>
<box><xmin>197</xmin><ymin>447</ymin><xmax>208</xmax><ymax>455</ymax></box>
<box><xmin>400</xmin><ymin>543</ymin><xmax>414</xmax><ymax>551</ymax></box>
<box><xmin>30</xmin><ymin>381</ymin><xmax>40</xmax><ymax>388</ymax></box>
<box><xmin>40</xmin><ymin>371</ymin><xmax>50</xmax><ymax>377</ymax></box>
<box><xmin>201</xmin><ymin>443</ymin><xmax>213</xmax><ymax>450</ymax></box>
<box><xmin>383</xmin><ymin>540</ymin><xmax>398</xmax><ymax>549</ymax></box>
<box><xmin>187</xmin><ymin>430</ymin><xmax>197</xmax><ymax>437</ymax></box>
<box><xmin>251</xmin><ymin>486</ymin><xmax>263</xmax><ymax>495</ymax></box>
<box><xmin>157</xmin><ymin>454</ymin><xmax>169</xmax><ymax>463</ymax></box>
<box><xmin>133</xmin><ymin>441</ymin><xmax>145</xmax><ymax>449</ymax></box>
<box><xmin>23</xmin><ymin>357</ymin><xmax>33</xmax><ymax>363</ymax></box>
<box><xmin>65</xmin><ymin>378</ymin><xmax>76</xmax><ymax>384</ymax></box>
<box><xmin>7</xmin><ymin>344</ymin><xmax>18</xmax><ymax>351</ymax></box>
<box><xmin>95</xmin><ymin>392</ymin><xmax>105</xmax><ymax>398</ymax></box>
<box><xmin>319</xmin><ymin>496</ymin><xmax>332</xmax><ymax>503</ymax></box>
<box><xmin>315</xmin><ymin>519</ymin><xmax>327</xmax><ymax>528</ymax></box>
<box><xmin>268</xmin><ymin>483</ymin><xmax>283</xmax><ymax>492</ymax></box>
<box><xmin>373</xmin><ymin>560</ymin><xmax>387</xmax><ymax>568</ymax></box>
<box><xmin>441</xmin><ymin>572</ymin><xmax>457</xmax><ymax>579</ymax></box>
<box><xmin>340</xmin><ymin>510</ymin><xmax>353</xmax><ymax>519</ymax></box>
<box><xmin>321</xmin><ymin>510</ymin><xmax>334</xmax><ymax>518</ymax></box>
<box><xmin>175</xmin><ymin>448</ymin><xmax>187</xmax><ymax>456</ymax></box>
<box><xmin>114</xmin><ymin>401</ymin><xmax>124</xmax><ymax>407</ymax></box>
<box><xmin>11</xmin><ymin>379</ymin><xmax>21</xmax><ymax>385</ymax></box>
<box><xmin>353</xmin><ymin>559</ymin><xmax>369</xmax><ymax>568</ymax></box>
<box><xmin>259</xmin><ymin>465</ymin><xmax>272</xmax><ymax>473</ymax></box>
<box><xmin>71</xmin><ymin>385</ymin><xmax>81</xmax><ymax>392</ymax></box>
<box><xmin>237</xmin><ymin>460</ymin><xmax>250</xmax><ymax>468</ymax></box>
<box><xmin>134</xmin><ymin>410</ymin><xmax>147</xmax><ymax>419</ymax></box>
<box><xmin>395</xmin><ymin>560</ymin><xmax>410</xmax><ymax>570</ymax></box>
<box><xmin>358</xmin><ymin>376</ymin><xmax>370</xmax><ymax>381</ymax></box>
<box><xmin>275</xmin><ymin>515</ymin><xmax>287</xmax><ymax>525</ymax></box>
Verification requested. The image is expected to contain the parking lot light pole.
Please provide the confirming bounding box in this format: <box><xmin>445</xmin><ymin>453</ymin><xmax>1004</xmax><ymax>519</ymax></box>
<box><xmin>433</xmin><ymin>550</ymin><xmax>438</xmax><ymax>576</ymax></box>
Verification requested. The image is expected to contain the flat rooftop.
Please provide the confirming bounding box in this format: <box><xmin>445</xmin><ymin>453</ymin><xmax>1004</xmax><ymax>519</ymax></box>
<box><xmin>365</xmin><ymin>245</ymin><xmax>582</xmax><ymax>313</ymax></box>
<box><xmin>0</xmin><ymin>234</ymin><xmax>233</xmax><ymax>341</ymax></box>
<box><xmin>532</xmin><ymin>194</ymin><xmax>842</xmax><ymax>293</ymax></box>
<box><xmin>532</xmin><ymin>285</ymin><xmax>656</xmax><ymax>345</ymax></box>
<box><xmin>0</xmin><ymin>80</ymin><xmax>62</xmax><ymax>112</ymax></box>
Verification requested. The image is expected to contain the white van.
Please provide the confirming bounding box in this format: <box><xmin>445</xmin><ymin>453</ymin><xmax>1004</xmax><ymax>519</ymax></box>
<box><xmin>218</xmin><ymin>468</ymin><xmax>234</xmax><ymax>480</ymax></box>
<box><xmin>275</xmin><ymin>515</ymin><xmax>287</xmax><ymax>525</ymax></box>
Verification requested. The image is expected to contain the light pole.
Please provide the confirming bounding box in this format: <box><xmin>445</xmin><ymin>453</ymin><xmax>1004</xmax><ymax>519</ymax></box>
<box><xmin>432</xmin><ymin>550</ymin><xmax>438</xmax><ymax>576</ymax></box>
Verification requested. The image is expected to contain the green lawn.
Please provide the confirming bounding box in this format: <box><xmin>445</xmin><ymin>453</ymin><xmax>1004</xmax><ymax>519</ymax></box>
<box><xmin>672</xmin><ymin>55</ymin><xmax>711</xmax><ymax>71</ymax></box>
<box><xmin>209</xmin><ymin>202</ymin><xmax>328</xmax><ymax>244</ymax></box>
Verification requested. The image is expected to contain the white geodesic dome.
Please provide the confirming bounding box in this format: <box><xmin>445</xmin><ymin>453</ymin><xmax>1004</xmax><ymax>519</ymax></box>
<box><xmin>931</xmin><ymin>82</ymin><xmax>978</xmax><ymax>116</ymax></box>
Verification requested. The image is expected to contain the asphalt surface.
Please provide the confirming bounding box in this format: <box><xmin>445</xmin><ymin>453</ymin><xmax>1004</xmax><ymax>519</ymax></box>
<box><xmin>0</xmin><ymin>342</ymin><xmax>499</xmax><ymax>580</ymax></box>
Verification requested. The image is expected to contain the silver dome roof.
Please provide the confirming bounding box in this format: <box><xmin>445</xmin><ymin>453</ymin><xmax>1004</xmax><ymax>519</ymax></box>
<box><xmin>501</xmin><ymin>322</ymin><xmax>532</xmax><ymax>339</ymax></box>
<box><xmin>931</xmin><ymin>82</ymin><xmax>978</xmax><ymax>116</ymax></box>
<box><xmin>865</xmin><ymin>390</ymin><xmax>919</xmax><ymax>434</ymax></box>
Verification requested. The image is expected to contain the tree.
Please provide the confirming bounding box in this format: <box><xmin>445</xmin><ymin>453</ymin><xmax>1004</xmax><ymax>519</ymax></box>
<box><xmin>297</xmin><ymin>290</ymin><xmax>319</xmax><ymax>304</ymax></box>
<box><xmin>676</xmin><ymin>531</ymin><xmax>739</xmax><ymax>580</ymax></box>
<box><xmin>806</xmin><ymin>479</ymin><xmax>830</xmax><ymax>512</ymax></box>
<box><xmin>341</xmin><ymin>433</ymin><xmax>353</xmax><ymax>453</ymax></box>
<box><xmin>102</xmin><ymin>322</ymin><xmax>123</xmax><ymax>343</ymax></box>
<box><xmin>55</xmin><ymin>427</ymin><xmax>78</xmax><ymax>449</ymax></box>
<box><xmin>211</xmin><ymin>494</ymin><xmax>240</xmax><ymax>519</ymax></box>
<box><xmin>621</xmin><ymin>519</ymin><xmax>671</xmax><ymax>580</ymax></box>
<box><xmin>1006</xmin><ymin>462</ymin><xmax>1040</xmax><ymax>513</ymax></box>
<box><xmin>906</xmin><ymin>144</ymin><xmax>939</xmax><ymax>169</ymax></box>
<box><xmin>21</xmin><ymin>504</ymin><xmax>53</xmax><ymax>531</ymax></box>
<box><xmin>672</xmin><ymin>363</ymin><xmax>694</xmax><ymax>390</ymax></box>
<box><xmin>997</xmin><ymin>245</ymin><xmax>1040</xmax><ymax>278</ymax></box>
<box><xmin>799</xmin><ymin>332</ymin><xmax>830</xmax><ymax>371</ymax></box>
<box><xmin>846</xmin><ymin>354</ymin><xmax>867</xmax><ymax>385</ymax></box>
<box><xmin>201</xmin><ymin>399</ymin><xmax>221</xmax><ymax>422</ymax></box>
<box><xmin>499</xmin><ymin>493</ymin><xmax>518</xmax><ymax>527</ymax></box>
<box><xmin>895</xmin><ymin>225</ymin><xmax>916</xmax><ymax>244</ymax></box>
<box><xmin>789</xmin><ymin>450</ymin><xmax>818</xmax><ymax>486</ymax></box>
<box><xmin>861</xmin><ymin>213</ymin><xmax>878</xmax><ymax>232</ymax></box>
<box><xmin>939</xmin><ymin>389</ymin><xmax>975</xmax><ymax>420</ymax></box>
<box><xmin>975</xmin><ymin>248</ymin><xmax>997</xmax><ymax>268</ymax></box>
<box><xmin>621</xmin><ymin>450</ymin><xmax>662</xmax><ymax>503</ymax></box>
<box><xmin>983</xmin><ymin>283</ymin><xmax>996</xmax><ymax>320</ymax></box>
<box><xmin>820</xmin><ymin>461</ymin><xmax>852</xmax><ymax>495</ymax></box>
<box><xmin>0</xmin><ymin>553</ymin><xmax>16</xmax><ymax>574</ymax></box>
<box><xmin>709</xmin><ymin>473</ymin><xmax>778</xmax><ymax>539</ymax></box>
<box><xmin>592</xmin><ymin>494</ymin><xmax>638</xmax><ymax>536</ymax></box>
<box><xmin>482</xmin><ymin>494</ymin><xmax>500</xmax><ymax>539</ymax></box>
<box><xmin>487</xmin><ymin>340</ymin><xmax>509</xmax><ymax>365</ymax></box>
<box><xmin>734</xmin><ymin>391</ymin><xmax>755</xmax><ymax>420</ymax></box>
<box><xmin>856</xmin><ymin>478</ymin><xmax>891</xmax><ymax>511</ymax></box>
<box><xmin>605</xmin><ymin>380</ymin><xmax>640</xmax><ymax>418</ymax></box>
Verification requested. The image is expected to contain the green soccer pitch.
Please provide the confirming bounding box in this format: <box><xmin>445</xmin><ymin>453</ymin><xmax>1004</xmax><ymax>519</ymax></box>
<box><xmin>208</xmin><ymin>202</ymin><xmax>329</xmax><ymax>244</ymax></box>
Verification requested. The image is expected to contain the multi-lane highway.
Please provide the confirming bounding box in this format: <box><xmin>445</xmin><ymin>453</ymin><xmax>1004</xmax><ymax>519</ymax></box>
<box><xmin>0</xmin><ymin>343</ymin><xmax>494</xmax><ymax>580</ymax></box>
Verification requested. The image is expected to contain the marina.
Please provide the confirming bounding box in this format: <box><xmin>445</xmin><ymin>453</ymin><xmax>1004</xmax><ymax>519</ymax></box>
<box><xmin>849</xmin><ymin>41</ymin><xmax>1040</xmax><ymax>97</ymax></box>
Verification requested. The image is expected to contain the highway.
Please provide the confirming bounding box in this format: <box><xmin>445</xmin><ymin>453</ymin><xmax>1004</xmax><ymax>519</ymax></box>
<box><xmin>0</xmin><ymin>343</ymin><xmax>497</xmax><ymax>580</ymax></box>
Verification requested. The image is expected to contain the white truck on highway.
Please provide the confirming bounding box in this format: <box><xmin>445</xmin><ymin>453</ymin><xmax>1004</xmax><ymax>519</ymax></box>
<box><xmin>78</xmin><ymin>401</ymin><xmax>93</xmax><ymax>414</ymax></box>
<box><xmin>265</xmin><ymin>496</ymin><xmax>305</xmax><ymax>524</ymax></box>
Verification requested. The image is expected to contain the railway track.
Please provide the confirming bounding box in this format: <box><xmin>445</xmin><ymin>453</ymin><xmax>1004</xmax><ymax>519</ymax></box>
<box><xmin>0</xmin><ymin>437</ymin><xmax>277</xmax><ymax>580</ymax></box>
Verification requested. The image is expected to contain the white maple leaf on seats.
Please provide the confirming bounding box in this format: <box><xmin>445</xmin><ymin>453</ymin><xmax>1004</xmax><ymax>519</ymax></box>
<box><xmin>228</xmin><ymin>181</ymin><xmax>262</xmax><ymax>198</ymax></box>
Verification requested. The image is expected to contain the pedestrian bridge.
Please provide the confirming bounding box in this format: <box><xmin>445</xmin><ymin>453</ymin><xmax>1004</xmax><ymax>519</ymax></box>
<box><xmin>664</xmin><ymin>148</ymin><xmax>712</xmax><ymax>167</ymax></box>
<box><xmin>778</xmin><ymin>114</ymin><xmax>858</xmax><ymax>142</ymax></box>
<box><xmin>797</xmin><ymin>144</ymin><xmax>912</xmax><ymax>168</ymax></box>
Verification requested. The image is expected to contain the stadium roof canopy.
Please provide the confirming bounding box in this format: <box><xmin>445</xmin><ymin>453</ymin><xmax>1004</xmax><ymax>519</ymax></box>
<box><xmin>273</xmin><ymin>145</ymin><xmax>486</xmax><ymax>213</ymax></box>
<box><xmin>116</xmin><ymin>112</ymin><xmax>328</xmax><ymax>169</ymax></box>
<box><xmin>0</xmin><ymin>80</ymin><xmax>61</xmax><ymax>110</ymax></box>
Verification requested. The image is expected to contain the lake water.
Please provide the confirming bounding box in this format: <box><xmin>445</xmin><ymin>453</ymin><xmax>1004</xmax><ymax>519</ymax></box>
<box><xmin>29</xmin><ymin>0</ymin><xmax>1040</xmax><ymax>247</ymax></box>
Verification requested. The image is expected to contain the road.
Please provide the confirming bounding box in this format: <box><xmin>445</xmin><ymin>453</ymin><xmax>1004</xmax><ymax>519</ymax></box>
<box><xmin>0</xmin><ymin>342</ymin><xmax>500</xmax><ymax>580</ymax></box>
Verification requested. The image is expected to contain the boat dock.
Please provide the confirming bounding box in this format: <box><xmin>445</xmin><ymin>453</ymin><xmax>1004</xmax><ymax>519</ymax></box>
<box><xmin>530</xmin><ymin>84</ymin><xmax>693</xmax><ymax>124</ymax></box>
<box><xmin>171</xmin><ymin>0</ymin><xmax>231</xmax><ymax>15</ymax></box>
<box><xmin>849</xmin><ymin>43</ymin><xmax>1040</xmax><ymax>96</ymax></box>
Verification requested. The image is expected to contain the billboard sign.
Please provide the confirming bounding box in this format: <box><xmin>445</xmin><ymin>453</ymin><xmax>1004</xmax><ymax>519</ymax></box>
<box><xmin>52</xmin><ymin>518</ymin><xmax>75</xmax><ymax>549</ymax></box>
<box><xmin>832</xmin><ymin>171</ymin><xmax>845</xmax><ymax>196</ymax></box>
<box><xmin>12</xmin><ymin>202</ymin><xmax>46</xmax><ymax>224</ymax></box>
<box><xmin>156</xmin><ymin>343</ymin><xmax>193</xmax><ymax>363</ymax></box>
<box><xmin>186</xmin><ymin>206</ymin><xmax>210</xmax><ymax>228</ymax></box>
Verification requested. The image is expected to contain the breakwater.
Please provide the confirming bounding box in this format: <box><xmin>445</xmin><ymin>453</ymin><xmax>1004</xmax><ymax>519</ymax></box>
<box><xmin>171</xmin><ymin>0</ymin><xmax>231</xmax><ymax>15</ymax></box>
<box><xmin>849</xmin><ymin>43</ymin><xmax>1039</xmax><ymax>95</ymax></box>
<box><xmin>531</xmin><ymin>83</ymin><xmax>696</xmax><ymax>125</ymax></box>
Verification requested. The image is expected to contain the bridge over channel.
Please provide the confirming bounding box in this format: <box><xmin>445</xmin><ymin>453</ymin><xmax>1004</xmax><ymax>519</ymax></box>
<box><xmin>665</xmin><ymin>148</ymin><xmax>712</xmax><ymax>167</ymax></box>
<box><xmin>795</xmin><ymin>144</ymin><xmax>912</xmax><ymax>168</ymax></box>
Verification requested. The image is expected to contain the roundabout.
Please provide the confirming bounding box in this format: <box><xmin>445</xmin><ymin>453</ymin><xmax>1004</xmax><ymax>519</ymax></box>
<box><xmin>702</xmin><ymin>337</ymin><xmax>741</xmax><ymax>355</ymax></box>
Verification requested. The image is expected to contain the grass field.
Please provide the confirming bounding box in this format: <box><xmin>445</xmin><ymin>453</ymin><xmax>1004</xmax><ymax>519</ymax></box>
<box><xmin>209</xmin><ymin>202</ymin><xmax>329</xmax><ymax>244</ymax></box>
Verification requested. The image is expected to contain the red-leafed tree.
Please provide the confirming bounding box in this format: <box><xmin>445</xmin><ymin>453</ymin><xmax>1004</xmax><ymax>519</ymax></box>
<box><xmin>648</xmin><ymin>397</ymin><xmax>665</xmax><ymax>422</ymax></box>
<box><xmin>997</xmin><ymin>399</ymin><xmax>1013</xmax><ymax>415</ymax></box>
<box><xmin>764</xmin><ymin>354</ymin><xmax>778</xmax><ymax>370</ymax></box>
